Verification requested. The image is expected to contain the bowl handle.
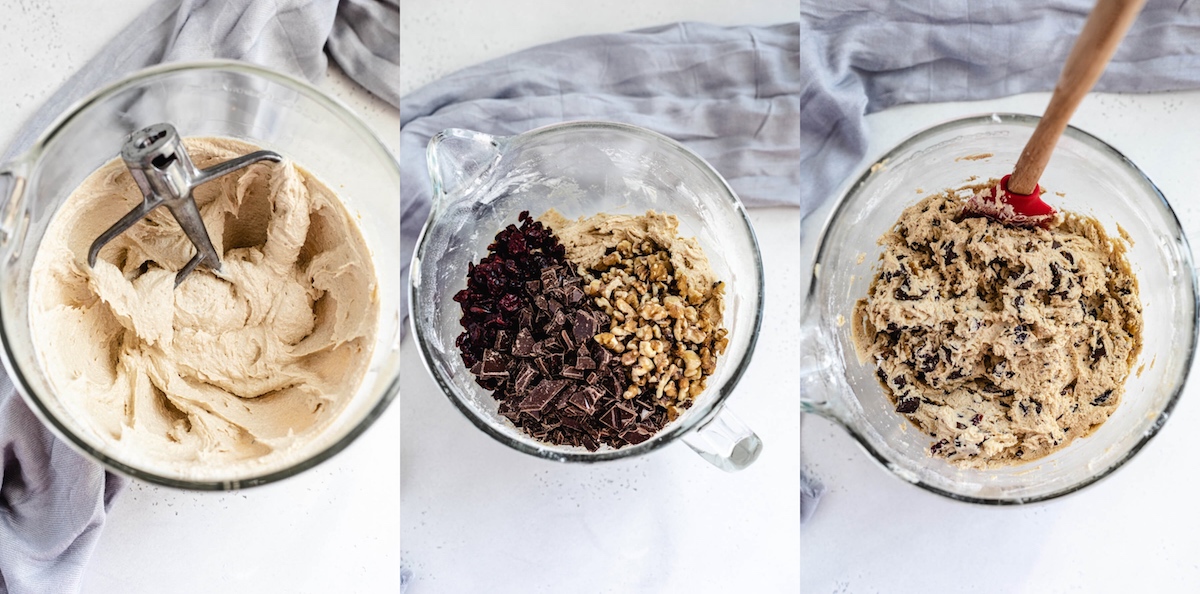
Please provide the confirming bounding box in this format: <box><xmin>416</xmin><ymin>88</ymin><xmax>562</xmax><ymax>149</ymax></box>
<box><xmin>681</xmin><ymin>405</ymin><xmax>762</xmax><ymax>471</ymax></box>
<box><xmin>801</xmin><ymin>312</ymin><xmax>852</xmax><ymax>424</ymax></box>
<box><xmin>0</xmin><ymin>158</ymin><xmax>28</xmax><ymax>257</ymax></box>
<box><xmin>425</xmin><ymin>128</ymin><xmax>508</xmax><ymax>212</ymax></box>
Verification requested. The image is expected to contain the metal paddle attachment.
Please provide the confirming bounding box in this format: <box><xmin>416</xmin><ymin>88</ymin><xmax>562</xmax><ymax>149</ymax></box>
<box><xmin>87</xmin><ymin>123</ymin><xmax>282</xmax><ymax>287</ymax></box>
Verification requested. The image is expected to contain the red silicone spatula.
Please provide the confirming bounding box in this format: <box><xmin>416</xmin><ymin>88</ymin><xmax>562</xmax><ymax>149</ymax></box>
<box><xmin>965</xmin><ymin>0</ymin><xmax>1147</xmax><ymax>228</ymax></box>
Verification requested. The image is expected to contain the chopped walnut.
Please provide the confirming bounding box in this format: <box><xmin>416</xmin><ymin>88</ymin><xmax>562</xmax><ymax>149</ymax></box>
<box><xmin>584</xmin><ymin>233</ymin><xmax>727</xmax><ymax>409</ymax></box>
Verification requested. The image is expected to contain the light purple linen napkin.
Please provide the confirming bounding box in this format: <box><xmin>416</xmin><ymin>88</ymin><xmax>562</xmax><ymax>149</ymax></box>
<box><xmin>0</xmin><ymin>1</ymin><xmax>397</xmax><ymax>592</ymax></box>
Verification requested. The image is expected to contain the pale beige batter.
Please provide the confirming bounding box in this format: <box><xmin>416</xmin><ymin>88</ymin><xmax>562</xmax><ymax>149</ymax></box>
<box><xmin>31</xmin><ymin>137</ymin><xmax>378</xmax><ymax>479</ymax></box>
<box><xmin>852</xmin><ymin>183</ymin><xmax>1142</xmax><ymax>467</ymax></box>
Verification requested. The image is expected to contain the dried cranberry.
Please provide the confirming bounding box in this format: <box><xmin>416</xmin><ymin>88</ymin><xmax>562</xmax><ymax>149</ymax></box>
<box><xmin>499</xmin><ymin>293</ymin><xmax>521</xmax><ymax>313</ymax></box>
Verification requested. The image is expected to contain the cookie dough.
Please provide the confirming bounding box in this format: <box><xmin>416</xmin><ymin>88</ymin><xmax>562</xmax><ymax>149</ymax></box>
<box><xmin>851</xmin><ymin>183</ymin><xmax>1142</xmax><ymax>467</ymax></box>
<box><xmin>31</xmin><ymin>137</ymin><xmax>379</xmax><ymax>479</ymax></box>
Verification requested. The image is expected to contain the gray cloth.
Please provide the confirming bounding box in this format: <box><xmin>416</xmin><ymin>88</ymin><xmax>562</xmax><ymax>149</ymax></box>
<box><xmin>801</xmin><ymin>0</ymin><xmax>1200</xmax><ymax>218</ymax></box>
<box><xmin>330</xmin><ymin>0</ymin><xmax>400</xmax><ymax>107</ymax></box>
<box><xmin>399</xmin><ymin>22</ymin><xmax>801</xmax><ymax>340</ymax></box>
<box><xmin>0</xmin><ymin>1</ymin><xmax>397</xmax><ymax>592</ymax></box>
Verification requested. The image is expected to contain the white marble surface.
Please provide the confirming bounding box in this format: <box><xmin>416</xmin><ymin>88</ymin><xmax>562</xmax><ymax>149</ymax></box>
<box><xmin>0</xmin><ymin>1</ymin><xmax>401</xmax><ymax>592</ymax></box>
<box><xmin>802</xmin><ymin>91</ymin><xmax>1200</xmax><ymax>593</ymax></box>
<box><xmin>399</xmin><ymin>1</ymin><xmax>800</xmax><ymax>593</ymax></box>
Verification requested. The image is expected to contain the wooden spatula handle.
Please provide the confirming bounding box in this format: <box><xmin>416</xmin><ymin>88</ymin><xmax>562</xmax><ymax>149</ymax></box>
<box><xmin>1008</xmin><ymin>0</ymin><xmax>1146</xmax><ymax>195</ymax></box>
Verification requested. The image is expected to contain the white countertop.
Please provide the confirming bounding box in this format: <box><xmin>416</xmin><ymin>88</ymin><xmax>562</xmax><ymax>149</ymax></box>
<box><xmin>802</xmin><ymin>91</ymin><xmax>1200</xmax><ymax>592</ymax></box>
<box><xmin>0</xmin><ymin>1</ymin><xmax>401</xmax><ymax>592</ymax></box>
<box><xmin>400</xmin><ymin>1</ymin><xmax>800</xmax><ymax>593</ymax></box>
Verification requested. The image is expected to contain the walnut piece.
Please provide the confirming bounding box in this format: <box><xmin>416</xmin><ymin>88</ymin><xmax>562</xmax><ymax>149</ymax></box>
<box><xmin>583</xmin><ymin>235</ymin><xmax>727</xmax><ymax>408</ymax></box>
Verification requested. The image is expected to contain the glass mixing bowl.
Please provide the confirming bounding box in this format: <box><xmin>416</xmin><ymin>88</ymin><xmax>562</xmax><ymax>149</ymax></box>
<box><xmin>802</xmin><ymin>113</ymin><xmax>1198</xmax><ymax>503</ymax></box>
<box><xmin>410</xmin><ymin>121</ymin><xmax>764</xmax><ymax>471</ymax></box>
<box><xmin>0</xmin><ymin>61</ymin><xmax>401</xmax><ymax>489</ymax></box>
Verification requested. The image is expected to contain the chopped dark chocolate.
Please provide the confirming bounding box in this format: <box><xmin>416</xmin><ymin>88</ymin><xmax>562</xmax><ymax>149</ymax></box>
<box><xmin>512</xmin><ymin>327</ymin><xmax>535</xmax><ymax>357</ymax></box>
<box><xmin>521</xmin><ymin>379</ymin><xmax>569</xmax><ymax>412</ymax></box>
<box><xmin>456</xmin><ymin>212</ymin><xmax>683</xmax><ymax>451</ymax></box>
<box><xmin>573</xmin><ymin>310</ymin><xmax>597</xmax><ymax>344</ymax></box>
<box><xmin>478</xmin><ymin>350</ymin><xmax>509</xmax><ymax>378</ymax></box>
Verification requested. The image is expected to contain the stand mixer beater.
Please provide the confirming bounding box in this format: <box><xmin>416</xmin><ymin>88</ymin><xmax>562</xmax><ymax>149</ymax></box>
<box><xmin>87</xmin><ymin>123</ymin><xmax>282</xmax><ymax>286</ymax></box>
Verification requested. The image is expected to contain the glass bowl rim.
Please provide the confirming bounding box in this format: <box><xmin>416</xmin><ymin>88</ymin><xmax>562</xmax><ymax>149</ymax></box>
<box><xmin>409</xmin><ymin>119</ymin><xmax>766</xmax><ymax>463</ymax></box>
<box><xmin>805</xmin><ymin>112</ymin><xmax>1199</xmax><ymax>504</ymax></box>
<box><xmin>0</xmin><ymin>59</ymin><xmax>401</xmax><ymax>490</ymax></box>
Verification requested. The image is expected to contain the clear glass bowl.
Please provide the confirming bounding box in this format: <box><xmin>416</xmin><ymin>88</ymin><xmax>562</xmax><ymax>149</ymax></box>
<box><xmin>801</xmin><ymin>114</ymin><xmax>1198</xmax><ymax>503</ymax></box>
<box><xmin>0</xmin><ymin>61</ymin><xmax>401</xmax><ymax>490</ymax></box>
<box><xmin>409</xmin><ymin>121</ymin><xmax>764</xmax><ymax>470</ymax></box>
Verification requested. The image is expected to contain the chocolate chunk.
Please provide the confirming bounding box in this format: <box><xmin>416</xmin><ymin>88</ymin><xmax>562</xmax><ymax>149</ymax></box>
<box><xmin>594</xmin><ymin>348</ymin><xmax>613</xmax><ymax>369</ymax></box>
<box><xmin>621</xmin><ymin>425</ymin><xmax>655</xmax><ymax>445</ymax></box>
<box><xmin>919</xmin><ymin>353</ymin><xmax>938</xmax><ymax>373</ymax></box>
<box><xmin>514</xmin><ymin>364</ymin><xmax>538</xmax><ymax>395</ymax></box>
<box><xmin>573</xmin><ymin>310</ymin><xmax>597</xmax><ymax>344</ymax></box>
<box><xmin>1016</xmin><ymin>280</ymin><xmax>1033</xmax><ymax>290</ymax></box>
<box><xmin>576</xmin><ymin>354</ymin><xmax>597</xmax><ymax>370</ymax></box>
<box><xmin>1091</xmin><ymin>340</ymin><xmax>1107</xmax><ymax>362</ymax></box>
<box><xmin>580</xmin><ymin>433</ymin><xmax>599</xmax><ymax>452</ymax></box>
<box><xmin>521</xmin><ymin>379</ymin><xmax>569</xmax><ymax>412</ymax></box>
<box><xmin>1013</xmin><ymin>325</ymin><xmax>1029</xmax><ymax>345</ymax></box>
<box><xmin>551</xmin><ymin>307</ymin><xmax>568</xmax><ymax>328</ymax></box>
<box><xmin>602</xmin><ymin>373</ymin><xmax>621</xmax><ymax>397</ymax></box>
<box><xmin>942</xmin><ymin>241</ymin><xmax>958</xmax><ymax>265</ymax></box>
<box><xmin>541</xmin><ymin>336</ymin><xmax>565</xmax><ymax>355</ymax></box>
<box><xmin>479</xmin><ymin>349</ymin><xmax>509</xmax><ymax>378</ymax></box>
<box><xmin>1061</xmin><ymin>251</ymin><xmax>1074</xmax><ymax>265</ymax></box>
<box><xmin>971</xmin><ymin>413</ymin><xmax>983</xmax><ymax>425</ymax></box>
<box><xmin>494</xmin><ymin>329</ymin><xmax>513</xmax><ymax>352</ymax></box>
<box><xmin>599</xmin><ymin>403</ymin><xmax>636</xmax><ymax>431</ymax></box>
<box><xmin>541</xmin><ymin>265</ymin><xmax>561</xmax><ymax>289</ymax></box>
<box><xmin>561</xmin><ymin>366</ymin><xmax>585</xmax><ymax>380</ymax></box>
<box><xmin>565</xmin><ymin>285</ymin><xmax>585</xmax><ymax>304</ymax></box>
<box><xmin>512</xmin><ymin>327</ymin><xmax>535</xmax><ymax>357</ymax></box>
<box><xmin>568</xmin><ymin>386</ymin><xmax>604</xmax><ymax>414</ymax></box>
<box><xmin>1092</xmin><ymin>389</ymin><xmax>1114</xmax><ymax>406</ymax></box>
<box><xmin>893</xmin><ymin>284</ymin><xmax>926</xmax><ymax>301</ymax></box>
<box><xmin>930</xmin><ymin>439</ymin><xmax>949</xmax><ymax>454</ymax></box>
<box><xmin>895</xmin><ymin>398</ymin><xmax>920</xmax><ymax>414</ymax></box>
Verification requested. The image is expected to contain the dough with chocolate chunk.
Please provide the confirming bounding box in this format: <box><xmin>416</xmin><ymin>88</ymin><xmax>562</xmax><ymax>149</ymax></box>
<box><xmin>851</xmin><ymin>183</ymin><xmax>1142</xmax><ymax>468</ymax></box>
